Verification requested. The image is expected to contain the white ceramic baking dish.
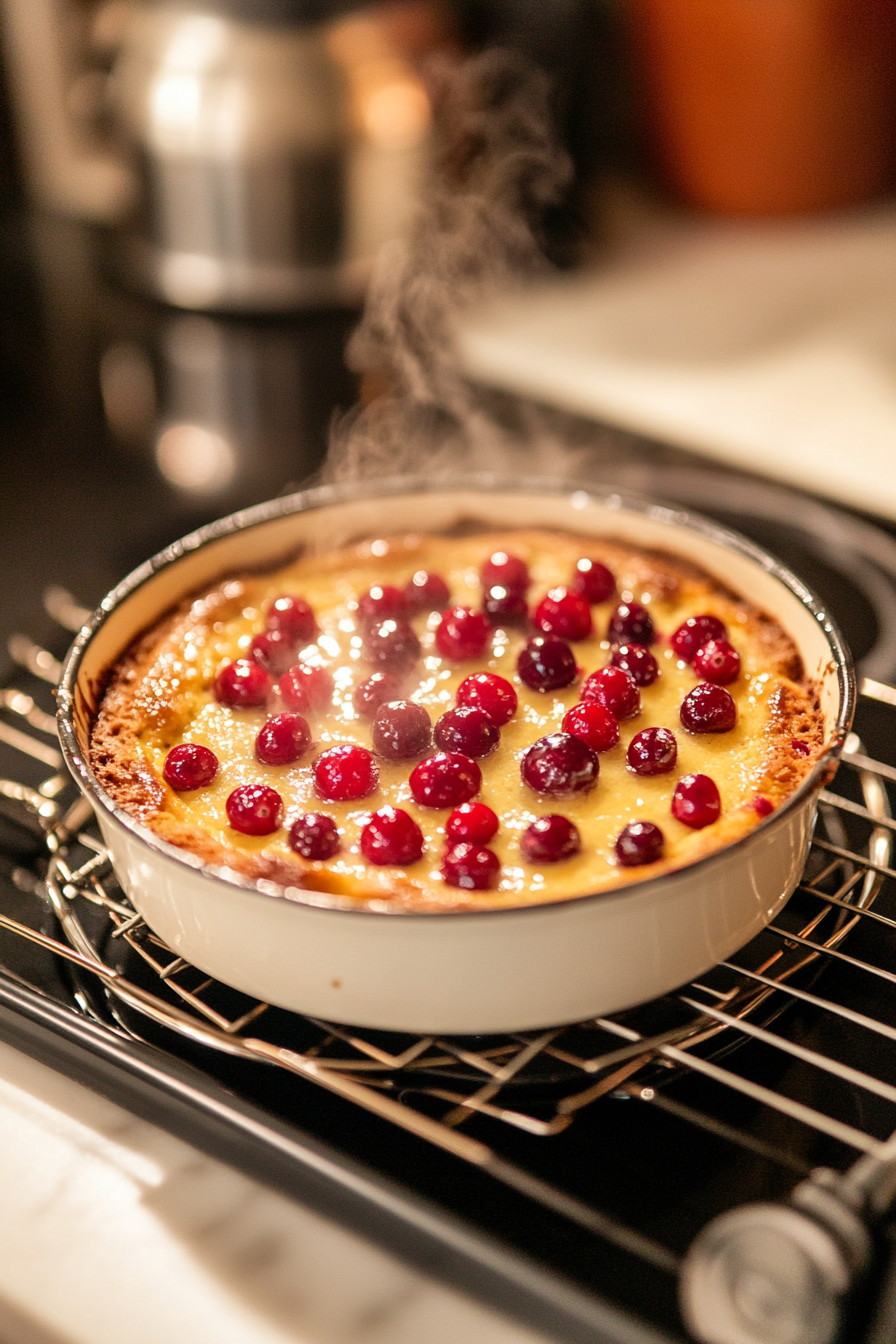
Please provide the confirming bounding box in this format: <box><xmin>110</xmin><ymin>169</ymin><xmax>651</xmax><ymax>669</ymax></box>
<box><xmin>57</xmin><ymin>477</ymin><xmax>854</xmax><ymax>1034</ymax></box>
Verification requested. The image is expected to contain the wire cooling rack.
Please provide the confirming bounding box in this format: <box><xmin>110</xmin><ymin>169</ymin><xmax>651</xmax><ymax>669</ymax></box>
<box><xmin>6</xmin><ymin>599</ymin><xmax>896</xmax><ymax>1343</ymax></box>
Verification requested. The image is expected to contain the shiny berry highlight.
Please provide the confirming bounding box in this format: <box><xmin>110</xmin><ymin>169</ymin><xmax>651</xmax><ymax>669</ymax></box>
<box><xmin>521</xmin><ymin>733</ymin><xmax>599</xmax><ymax>796</ymax></box>
<box><xmin>255</xmin><ymin>713</ymin><xmax>311</xmax><ymax>766</ymax></box>
<box><xmin>442</xmin><ymin>842</ymin><xmax>501</xmax><ymax>890</ymax></box>
<box><xmin>226</xmin><ymin>784</ymin><xmax>283</xmax><ymax>836</ymax></box>
<box><xmin>313</xmin><ymin>745</ymin><xmax>378</xmax><ymax>801</ymax></box>
<box><xmin>626</xmin><ymin>727</ymin><xmax>677</xmax><ymax>776</ymax></box>
<box><xmin>214</xmin><ymin>659</ymin><xmax>271</xmax><ymax>709</ymax></box>
<box><xmin>434</xmin><ymin>706</ymin><xmax>499</xmax><ymax>758</ymax></box>
<box><xmin>371</xmin><ymin>700</ymin><xmax>431</xmax><ymax>760</ymax></box>
<box><xmin>446</xmin><ymin>801</ymin><xmax>499</xmax><ymax>844</ymax></box>
<box><xmin>534</xmin><ymin>588</ymin><xmax>593</xmax><ymax>641</ymax></box>
<box><xmin>456</xmin><ymin>672</ymin><xmax>517</xmax><ymax>726</ymax></box>
<box><xmin>571</xmin><ymin>558</ymin><xmax>614</xmax><ymax>604</ymax></box>
<box><xmin>360</xmin><ymin>807</ymin><xmax>424</xmax><ymax>865</ymax></box>
<box><xmin>410</xmin><ymin>752</ymin><xmax>481</xmax><ymax>808</ymax></box>
<box><xmin>670</xmin><ymin>614</ymin><xmax>727</xmax><ymax>663</ymax></box>
<box><xmin>562</xmin><ymin>702</ymin><xmax>620</xmax><ymax>753</ymax></box>
<box><xmin>672</xmin><ymin>774</ymin><xmax>722</xmax><ymax>829</ymax></box>
<box><xmin>581</xmin><ymin>666</ymin><xmax>640</xmax><ymax>720</ymax></box>
<box><xmin>517</xmin><ymin>634</ymin><xmax>577</xmax><ymax>692</ymax></box>
<box><xmin>615</xmin><ymin>821</ymin><xmax>664</xmax><ymax>867</ymax></box>
<box><xmin>521</xmin><ymin>815</ymin><xmax>581</xmax><ymax>864</ymax></box>
<box><xmin>289</xmin><ymin>812</ymin><xmax>340</xmax><ymax>860</ymax></box>
<box><xmin>608</xmin><ymin>602</ymin><xmax>655</xmax><ymax>646</ymax></box>
<box><xmin>435</xmin><ymin>606</ymin><xmax>491</xmax><ymax>661</ymax></box>
<box><xmin>680</xmin><ymin>683</ymin><xmax>737</xmax><ymax>733</ymax></box>
<box><xmin>163</xmin><ymin>743</ymin><xmax>218</xmax><ymax>791</ymax></box>
<box><xmin>610</xmin><ymin>643</ymin><xmax>659</xmax><ymax>687</ymax></box>
<box><xmin>693</xmin><ymin>638</ymin><xmax>740</xmax><ymax>685</ymax></box>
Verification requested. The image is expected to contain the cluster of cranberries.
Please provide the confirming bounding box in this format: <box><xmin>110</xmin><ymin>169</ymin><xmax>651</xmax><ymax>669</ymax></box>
<box><xmin>434</xmin><ymin>548</ymin><xmax>618</xmax><ymax>661</ymax></box>
<box><xmin>163</xmin><ymin>552</ymin><xmax>762</xmax><ymax>882</ymax></box>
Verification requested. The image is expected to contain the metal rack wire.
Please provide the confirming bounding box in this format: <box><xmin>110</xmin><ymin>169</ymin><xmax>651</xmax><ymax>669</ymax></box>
<box><xmin>5</xmin><ymin>600</ymin><xmax>896</xmax><ymax>1343</ymax></box>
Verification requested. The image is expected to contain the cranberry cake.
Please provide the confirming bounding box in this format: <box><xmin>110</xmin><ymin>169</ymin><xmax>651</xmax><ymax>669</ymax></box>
<box><xmin>89</xmin><ymin>530</ymin><xmax>824</xmax><ymax>911</ymax></box>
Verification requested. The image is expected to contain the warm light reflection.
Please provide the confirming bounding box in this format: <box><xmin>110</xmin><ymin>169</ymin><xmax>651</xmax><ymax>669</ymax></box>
<box><xmin>161</xmin><ymin>15</ymin><xmax>227</xmax><ymax>71</ymax></box>
<box><xmin>151</xmin><ymin>73</ymin><xmax>201</xmax><ymax>138</ymax></box>
<box><xmin>150</xmin><ymin>73</ymin><xmax>244</xmax><ymax>156</ymax></box>
<box><xmin>326</xmin><ymin>14</ymin><xmax>430</xmax><ymax>150</ymax></box>
<box><xmin>148</xmin><ymin>15</ymin><xmax>243</xmax><ymax>156</ymax></box>
<box><xmin>155</xmin><ymin>423</ymin><xmax>235</xmax><ymax>492</ymax></box>
<box><xmin>363</xmin><ymin>79</ymin><xmax>430</xmax><ymax>150</ymax></box>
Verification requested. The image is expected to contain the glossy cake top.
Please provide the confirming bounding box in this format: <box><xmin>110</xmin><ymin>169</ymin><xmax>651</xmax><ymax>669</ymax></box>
<box><xmin>90</xmin><ymin>529</ymin><xmax>823</xmax><ymax>911</ymax></box>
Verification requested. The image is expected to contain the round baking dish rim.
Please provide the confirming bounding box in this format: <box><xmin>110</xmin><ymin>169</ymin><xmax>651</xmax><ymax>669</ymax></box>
<box><xmin>56</xmin><ymin>472</ymin><xmax>856</xmax><ymax>920</ymax></box>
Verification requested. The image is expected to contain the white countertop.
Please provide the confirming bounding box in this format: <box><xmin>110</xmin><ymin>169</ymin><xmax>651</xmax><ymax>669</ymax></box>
<box><xmin>456</xmin><ymin>201</ymin><xmax>896</xmax><ymax>521</ymax></box>
<box><xmin>0</xmin><ymin>1036</ymin><xmax>553</xmax><ymax>1344</ymax></box>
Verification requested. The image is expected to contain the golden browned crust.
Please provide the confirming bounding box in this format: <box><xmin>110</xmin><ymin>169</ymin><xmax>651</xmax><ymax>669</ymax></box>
<box><xmin>762</xmin><ymin>680</ymin><xmax>825</xmax><ymax>797</ymax></box>
<box><xmin>90</xmin><ymin>529</ymin><xmax>825</xmax><ymax>910</ymax></box>
<box><xmin>91</xmin><ymin>579</ymin><xmax>260</xmax><ymax>821</ymax></box>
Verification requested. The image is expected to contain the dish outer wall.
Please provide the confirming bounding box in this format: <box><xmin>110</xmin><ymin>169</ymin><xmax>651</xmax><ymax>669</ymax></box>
<box><xmin>59</xmin><ymin>482</ymin><xmax>852</xmax><ymax>1034</ymax></box>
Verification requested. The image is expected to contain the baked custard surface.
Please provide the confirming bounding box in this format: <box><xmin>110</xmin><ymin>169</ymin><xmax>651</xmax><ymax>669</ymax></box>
<box><xmin>90</xmin><ymin>529</ymin><xmax>824</xmax><ymax>910</ymax></box>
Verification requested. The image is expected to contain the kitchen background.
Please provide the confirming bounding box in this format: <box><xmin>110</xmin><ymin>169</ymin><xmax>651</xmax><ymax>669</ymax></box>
<box><xmin>3</xmin><ymin>3</ymin><xmax>896</xmax><ymax>1343</ymax></box>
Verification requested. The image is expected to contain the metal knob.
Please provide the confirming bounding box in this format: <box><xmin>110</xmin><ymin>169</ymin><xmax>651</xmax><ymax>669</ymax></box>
<box><xmin>680</xmin><ymin>1177</ymin><xmax>871</xmax><ymax>1344</ymax></box>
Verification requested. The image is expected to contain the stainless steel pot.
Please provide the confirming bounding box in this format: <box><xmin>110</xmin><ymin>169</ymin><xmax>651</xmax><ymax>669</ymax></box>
<box><xmin>110</xmin><ymin>1</ymin><xmax>432</xmax><ymax>310</ymax></box>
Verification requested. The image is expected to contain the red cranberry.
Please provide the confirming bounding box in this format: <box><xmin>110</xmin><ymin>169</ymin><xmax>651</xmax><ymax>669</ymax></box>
<box><xmin>352</xmin><ymin>672</ymin><xmax>403</xmax><ymax>719</ymax></box>
<box><xmin>521</xmin><ymin>733</ymin><xmax>599</xmax><ymax>796</ymax></box>
<box><xmin>627</xmin><ymin>727</ymin><xmax>677</xmax><ymax>775</ymax></box>
<box><xmin>442</xmin><ymin>842</ymin><xmax>501</xmax><ymax>890</ymax></box>
<box><xmin>517</xmin><ymin>634</ymin><xmax>577</xmax><ymax>692</ymax></box>
<box><xmin>266</xmin><ymin>595</ymin><xmax>316</xmax><ymax>644</ymax></box>
<box><xmin>608</xmin><ymin>601</ymin><xmax>655</xmax><ymax>646</ymax></box>
<box><xmin>279</xmin><ymin>663</ymin><xmax>334</xmax><ymax>715</ymax></box>
<box><xmin>360</xmin><ymin>806</ymin><xmax>424</xmax><ymax>865</ymax></box>
<box><xmin>680</xmin><ymin>683</ymin><xmax>737</xmax><ymax>733</ymax></box>
<box><xmin>672</xmin><ymin>773</ymin><xmax>721</xmax><ymax>829</ymax></box>
<box><xmin>255</xmin><ymin>713</ymin><xmax>311</xmax><ymax>766</ymax></box>
<box><xmin>363</xmin><ymin>619</ymin><xmax>421</xmax><ymax>672</ymax></box>
<box><xmin>214</xmin><ymin>659</ymin><xmax>272</xmax><ymax>709</ymax></box>
<box><xmin>571</xmin><ymin>558</ymin><xmax>615</xmax><ymax>604</ymax></box>
<box><xmin>610</xmin><ymin>643</ymin><xmax>659</xmax><ymax>687</ymax></box>
<box><xmin>288</xmin><ymin>812</ymin><xmax>340</xmax><ymax>860</ymax></box>
<box><xmin>521</xmin><ymin>815</ymin><xmax>581</xmax><ymax>863</ymax></box>
<box><xmin>371</xmin><ymin>700</ymin><xmax>432</xmax><ymax>759</ymax></box>
<box><xmin>446</xmin><ymin>801</ymin><xmax>499</xmax><ymax>844</ymax></box>
<box><xmin>534</xmin><ymin>588</ymin><xmax>593</xmax><ymax>641</ymax></box>
<box><xmin>456</xmin><ymin>672</ymin><xmax>517</xmax><ymax>725</ymax></box>
<box><xmin>358</xmin><ymin>585</ymin><xmax>412</xmax><ymax>626</ymax></box>
<box><xmin>483</xmin><ymin>585</ymin><xmax>529</xmax><ymax>628</ymax></box>
<box><xmin>249</xmin><ymin>629</ymin><xmax>300</xmax><ymax>676</ymax></box>
<box><xmin>435</xmin><ymin>607</ymin><xmax>491</xmax><ymax>661</ymax></box>
<box><xmin>226</xmin><ymin>784</ymin><xmax>283</xmax><ymax>836</ymax></box>
<box><xmin>615</xmin><ymin>820</ymin><xmax>664</xmax><ymax>867</ymax></box>
<box><xmin>582</xmin><ymin>666</ymin><xmax>640</xmax><ymax>720</ymax></box>
<box><xmin>562</xmin><ymin>702</ymin><xmax>619</xmax><ymax>752</ymax></box>
<box><xmin>313</xmin><ymin>744</ymin><xmax>378</xmax><ymax>801</ymax></box>
<box><xmin>693</xmin><ymin>638</ymin><xmax>740</xmax><ymax>685</ymax></box>
<box><xmin>481</xmin><ymin>551</ymin><xmax>529</xmax><ymax>594</ymax></box>
<box><xmin>434</xmin><ymin>706</ymin><xmax>499</xmax><ymax>758</ymax></box>
<box><xmin>670</xmin><ymin>614</ymin><xmax>727</xmax><ymax>663</ymax></box>
<box><xmin>753</xmin><ymin>795</ymin><xmax>775</xmax><ymax>817</ymax></box>
<box><xmin>790</xmin><ymin>738</ymin><xmax>811</xmax><ymax>756</ymax></box>
<box><xmin>409</xmin><ymin>752</ymin><xmax>481</xmax><ymax>808</ymax></box>
<box><xmin>163</xmin><ymin>743</ymin><xmax>218</xmax><ymax>790</ymax></box>
<box><xmin>405</xmin><ymin>569</ymin><xmax>450</xmax><ymax>611</ymax></box>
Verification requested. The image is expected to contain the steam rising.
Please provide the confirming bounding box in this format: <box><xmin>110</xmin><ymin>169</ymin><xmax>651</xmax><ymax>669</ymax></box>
<box><xmin>325</xmin><ymin>50</ymin><xmax>586</xmax><ymax>483</ymax></box>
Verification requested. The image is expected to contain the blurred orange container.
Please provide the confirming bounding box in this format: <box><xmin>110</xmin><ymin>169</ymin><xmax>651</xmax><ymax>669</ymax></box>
<box><xmin>629</xmin><ymin>0</ymin><xmax>896</xmax><ymax>215</ymax></box>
